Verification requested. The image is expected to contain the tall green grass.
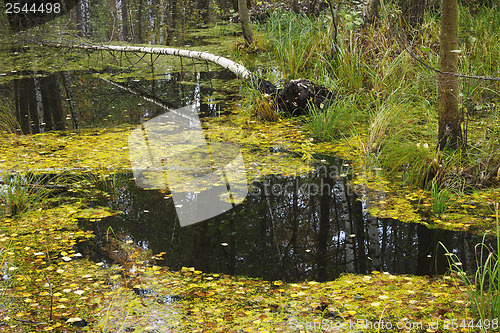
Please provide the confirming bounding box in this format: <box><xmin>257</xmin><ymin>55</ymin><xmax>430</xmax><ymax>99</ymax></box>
<box><xmin>431</xmin><ymin>178</ymin><xmax>454</xmax><ymax>217</ymax></box>
<box><xmin>0</xmin><ymin>104</ymin><xmax>18</xmax><ymax>134</ymax></box>
<box><xmin>442</xmin><ymin>204</ymin><xmax>500</xmax><ymax>332</ymax></box>
<box><xmin>306</xmin><ymin>95</ymin><xmax>360</xmax><ymax>141</ymax></box>
<box><xmin>239</xmin><ymin>81</ymin><xmax>282</xmax><ymax>121</ymax></box>
<box><xmin>262</xmin><ymin>11</ymin><xmax>338</xmax><ymax>80</ymax></box>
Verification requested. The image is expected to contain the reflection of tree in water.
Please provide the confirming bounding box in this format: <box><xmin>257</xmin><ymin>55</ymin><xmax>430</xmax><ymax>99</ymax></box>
<box><xmin>81</xmin><ymin>163</ymin><xmax>494</xmax><ymax>282</ymax></box>
<box><xmin>6</xmin><ymin>68</ymin><xmax>237</xmax><ymax>133</ymax></box>
<box><xmin>14</xmin><ymin>73</ymin><xmax>66</xmax><ymax>134</ymax></box>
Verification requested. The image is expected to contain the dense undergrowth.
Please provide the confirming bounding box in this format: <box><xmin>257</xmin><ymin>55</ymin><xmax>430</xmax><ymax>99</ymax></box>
<box><xmin>242</xmin><ymin>2</ymin><xmax>500</xmax><ymax>233</ymax></box>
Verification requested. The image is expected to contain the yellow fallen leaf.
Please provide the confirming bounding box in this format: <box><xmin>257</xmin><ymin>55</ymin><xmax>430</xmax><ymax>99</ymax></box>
<box><xmin>65</xmin><ymin>317</ymin><xmax>82</xmax><ymax>323</ymax></box>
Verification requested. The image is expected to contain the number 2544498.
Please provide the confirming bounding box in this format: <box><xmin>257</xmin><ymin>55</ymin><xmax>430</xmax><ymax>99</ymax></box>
<box><xmin>5</xmin><ymin>2</ymin><xmax>61</xmax><ymax>14</ymax></box>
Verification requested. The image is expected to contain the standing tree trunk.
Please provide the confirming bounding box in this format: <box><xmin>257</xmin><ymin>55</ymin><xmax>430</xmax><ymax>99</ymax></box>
<box><xmin>76</xmin><ymin>0</ymin><xmax>91</xmax><ymax>36</ymax></box>
<box><xmin>238</xmin><ymin>0</ymin><xmax>254</xmax><ymax>45</ymax></box>
<box><xmin>121</xmin><ymin>0</ymin><xmax>130</xmax><ymax>41</ymax></box>
<box><xmin>137</xmin><ymin>0</ymin><xmax>143</xmax><ymax>43</ymax></box>
<box><xmin>292</xmin><ymin>0</ymin><xmax>300</xmax><ymax>14</ymax></box>
<box><xmin>438</xmin><ymin>0</ymin><xmax>461</xmax><ymax>150</ymax></box>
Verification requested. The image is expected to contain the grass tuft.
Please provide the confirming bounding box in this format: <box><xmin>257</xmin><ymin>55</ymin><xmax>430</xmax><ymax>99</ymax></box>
<box><xmin>0</xmin><ymin>172</ymin><xmax>49</xmax><ymax>217</ymax></box>
<box><xmin>442</xmin><ymin>204</ymin><xmax>500</xmax><ymax>331</ymax></box>
<box><xmin>306</xmin><ymin>97</ymin><xmax>357</xmax><ymax>141</ymax></box>
<box><xmin>261</xmin><ymin>11</ymin><xmax>338</xmax><ymax>80</ymax></box>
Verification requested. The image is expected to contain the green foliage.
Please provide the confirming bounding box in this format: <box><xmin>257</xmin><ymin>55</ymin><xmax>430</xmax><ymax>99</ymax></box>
<box><xmin>431</xmin><ymin>178</ymin><xmax>454</xmax><ymax>217</ymax></box>
<box><xmin>459</xmin><ymin>5</ymin><xmax>500</xmax><ymax>89</ymax></box>
<box><xmin>338</xmin><ymin>7</ymin><xmax>364</xmax><ymax>31</ymax></box>
<box><xmin>261</xmin><ymin>11</ymin><xmax>338</xmax><ymax>79</ymax></box>
<box><xmin>442</xmin><ymin>204</ymin><xmax>500</xmax><ymax>331</ymax></box>
<box><xmin>306</xmin><ymin>96</ymin><xmax>358</xmax><ymax>141</ymax></box>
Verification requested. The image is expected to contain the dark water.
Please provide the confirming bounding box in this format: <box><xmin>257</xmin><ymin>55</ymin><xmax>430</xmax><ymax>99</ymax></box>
<box><xmin>78</xmin><ymin>158</ymin><xmax>496</xmax><ymax>282</ymax></box>
<box><xmin>1</xmin><ymin>69</ymin><xmax>239</xmax><ymax>134</ymax></box>
<box><xmin>2</xmin><ymin>68</ymin><xmax>496</xmax><ymax>283</ymax></box>
<box><xmin>1</xmin><ymin>48</ymin><xmax>496</xmax><ymax>283</ymax></box>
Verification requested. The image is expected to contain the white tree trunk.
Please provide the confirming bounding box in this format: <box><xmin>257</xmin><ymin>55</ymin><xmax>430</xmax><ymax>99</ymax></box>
<box><xmin>76</xmin><ymin>0</ymin><xmax>90</xmax><ymax>36</ymax></box>
<box><xmin>44</xmin><ymin>43</ymin><xmax>254</xmax><ymax>81</ymax></box>
<box><xmin>116</xmin><ymin>0</ymin><xmax>124</xmax><ymax>40</ymax></box>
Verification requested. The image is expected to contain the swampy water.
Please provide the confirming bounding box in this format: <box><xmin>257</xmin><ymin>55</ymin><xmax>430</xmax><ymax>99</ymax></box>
<box><xmin>78</xmin><ymin>164</ymin><xmax>494</xmax><ymax>283</ymax></box>
<box><xmin>3</xmin><ymin>68</ymin><xmax>239</xmax><ymax>134</ymax></box>
<box><xmin>2</xmin><ymin>67</ymin><xmax>495</xmax><ymax>283</ymax></box>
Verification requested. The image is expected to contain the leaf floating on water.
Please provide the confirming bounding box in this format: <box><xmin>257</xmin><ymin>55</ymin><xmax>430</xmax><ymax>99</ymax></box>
<box><xmin>66</xmin><ymin>317</ymin><xmax>82</xmax><ymax>323</ymax></box>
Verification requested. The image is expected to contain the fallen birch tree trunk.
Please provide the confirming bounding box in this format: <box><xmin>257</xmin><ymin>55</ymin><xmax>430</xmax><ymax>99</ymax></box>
<box><xmin>42</xmin><ymin>42</ymin><xmax>335</xmax><ymax>115</ymax></box>
<box><xmin>42</xmin><ymin>42</ymin><xmax>255</xmax><ymax>81</ymax></box>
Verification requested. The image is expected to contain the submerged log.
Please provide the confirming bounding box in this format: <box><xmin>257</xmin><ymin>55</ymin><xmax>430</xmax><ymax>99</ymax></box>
<box><xmin>42</xmin><ymin>42</ymin><xmax>335</xmax><ymax>116</ymax></box>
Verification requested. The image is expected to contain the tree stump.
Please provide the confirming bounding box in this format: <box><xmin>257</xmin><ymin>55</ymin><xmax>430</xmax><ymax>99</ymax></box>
<box><xmin>258</xmin><ymin>78</ymin><xmax>336</xmax><ymax>116</ymax></box>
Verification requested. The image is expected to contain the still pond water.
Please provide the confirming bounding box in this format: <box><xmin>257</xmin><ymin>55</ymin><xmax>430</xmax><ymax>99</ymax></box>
<box><xmin>2</xmin><ymin>58</ymin><xmax>494</xmax><ymax>284</ymax></box>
